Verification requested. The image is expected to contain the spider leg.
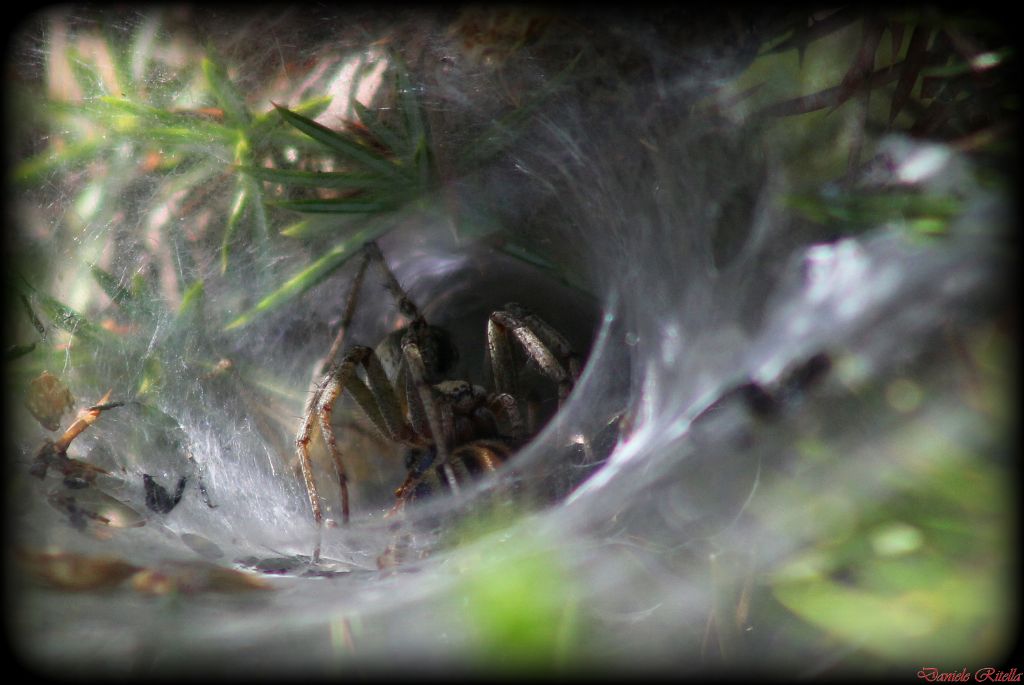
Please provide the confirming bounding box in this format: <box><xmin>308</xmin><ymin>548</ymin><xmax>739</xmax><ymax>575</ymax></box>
<box><xmin>401</xmin><ymin>341</ymin><xmax>460</xmax><ymax>494</ymax></box>
<box><xmin>318</xmin><ymin>243</ymin><xmax>374</xmax><ymax>376</ymax></box>
<box><xmin>297</xmin><ymin>347</ymin><xmax>418</xmax><ymax>537</ymax></box>
<box><xmin>319</xmin><ymin>240</ymin><xmax>427</xmax><ymax>372</ymax></box>
<box><xmin>297</xmin><ymin>241</ymin><xmax>436</xmax><ymax>562</ymax></box>
<box><xmin>364</xmin><ymin>240</ymin><xmax>424</xmax><ymax>320</ymax></box>
<box><xmin>297</xmin><ymin>243</ymin><xmax>379</xmax><ymax>542</ymax></box>
<box><xmin>488</xmin><ymin>304</ymin><xmax>579</xmax><ymax>404</ymax></box>
<box><xmin>395</xmin><ymin>352</ymin><xmax>429</xmax><ymax>442</ymax></box>
<box><xmin>487</xmin><ymin>392</ymin><xmax>526</xmax><ymax>441</ymax></box>
<box><xmin>296</xmin><ymin>386</ymin><xmax>328</xmax><ymax>531</ymax></box>
<box><xmin>487</xmin><ymin>317</ymin><xmax>519</xmax><ymax>397</ymax></box>
<box><xmin>296</xmin><ymin>357</ymin><xmax>362</xmax><ymax>534</ymax></box>
<box><xmin>316</xmin><ymin>371</ymin><xmax>360</xmax><ymax>530</ymax></box>
<box><xmin>352</xmin><ymin>347</ymin><xmax>415</xmax><ymax>444</ymax></box>
<box><xmin>505</xmin><ymin>303</ymin><xmax>582</xmax><ymax>380</ymax></box>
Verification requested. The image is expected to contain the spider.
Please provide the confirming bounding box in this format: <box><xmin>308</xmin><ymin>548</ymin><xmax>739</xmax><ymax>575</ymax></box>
<box><xmin>295</xmin><ymin>241</ymin><xmax>581</xmax><ymax>559</ymax></box>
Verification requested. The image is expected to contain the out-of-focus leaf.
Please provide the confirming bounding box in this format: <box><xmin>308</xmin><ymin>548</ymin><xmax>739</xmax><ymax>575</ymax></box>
<box><xmin>89</xmin><ymin>96</ymin><xmax>183</xmax><ymax>125</ymax></box>
<box><xmin>761</xmin><ymin>8</ymin><xmax>859</xmax><ymax>58</ymax></box>
<box><xmin>220</xmin><ymin>182</ymin><xmax>249</xmax><ymax>273</ymax></box>
<box><xmin>93</xmin><ymin>97</ymin><xmax>235</xmax><ymax>143</ymax></box>
<box><xmin>6</xmin><ymin>344</ymin><xmax>36</xmax><ymax>361</ymax></box>
<box><xmin>758</xmin><ymin>49</ymin><xmax>907</xmax><ymax>119</ymax></box>
<box><xmin>26</xmin><ymin>371</ymin><xmax>75</xmax><ymax>432</ymax></box>
<box><xmin>47</xmin><ymin>483</ymin><xmax>145</xmax><ymax>531</ymax></box>
<box><xmin>67</xmin><ymin>48</ymin><xmax>106</xmax><ymax>98</ymax></box>
<box><xmin>20</xmin><ymin>293</ymin><xmax>46</xmax><ymax>337</ymax></box>
<box><xmin>137</xmin><ymin>354</ymin><xmax>163</xmax><ymax>396</ymax></box>
<box><xmin>167</xmin><ymin>280</ymin><xmax>206</xmax><ymax>348</ymax></box>
<box><xmin>888</xmin><ymin>22</ymin><xmax>905</xmax><ymax>66</ymax></box>
<box><xmin>919</xmin><ymin>49</ymin><xmax>1013</xmax><ymax>78</ymax></box>
<box><xmin>33</xmin><ymin>292</ymin><xmax>107</xmax><ymax>341</ymax></box>
<box><xmin>831</xmin><ymin>17</ymin><xmax>884</xmax><ymax>111</ymax></box>
<box><xmin>943</xmin><ymin>27</ymin><xmax>986</xmax><ymax>71</ymax></box>
<box><xmin>267</xmin><ymin>196</ymin><xmax>403</xmax><ymax>214</ymax></box>
<box><xmin>238</xmin><ymin>165</ymin><xmax>395</xmax><ymax>190</ymax></box>
<box><xmin>351</xmin><ymin>99</ymin><xmax>408</xmax><ymax>157</ymax></box>
<box><xmin>773</xmin><ymin>573</ymin><xmax>999</xmax><ymax>663</ymax></box>
<box><xmin>273</xmin><ymin>104</ymin><xmax>405</xmax><ymax>179</ymax></box>
<box><xmin>120</xmin><ymin>126</ymin><xmax>232</xmax><ymax>148</ymax></box>
<box><xmin>14</xmin><ymin>139</ymin><xmax>105</xmax><ymax>185</ymax></box>
<box><xmin>91</xmin><ymin>268</ymin><xmax>132</xmax><ymax>311</ymax></box>
<box><xmin>253</xmin><ymin>94</ymin><xmax>332</xmax><ymax>132</ymax></box>
<box><xmin>278</xmin><ymin>216</ymin><xmax>380</xmax><ymax>241</ymax></box>
<box><xmin>890</xmin><ymin>26</ymin><xmax>931</xmax><ymax>124</ymax></box>
<box><xmin>130</xmin><ymin>561</ymin><xmax>272</xmax><ymax>595</ymax></box>
<box><xmin>457</xmin><ymin>537</ymin><xmax>579</xmax><ymax>669</ymax></box>
<box><xmin>280</xmin><ymin>220</ymin><xmax>319</xmax><ymax>241</ymax></box>
<box><xmin>17</xmin><ymin>549</ymin><xmax>141</xmax><ymax>591</ymax></box>
<box><xmin>177</xmin><ymin>280</ymin><xmax>205</xmax><ymax>320</ymax></box>
<box><xmin>100</xmin><ymin>26</ymin><xmax>131</xmax><ymax>95</ymax></box>
<box><xmin>246</xmin><ymin>170</ymin><xmax>270</xmax><ymax>243</ymax></box>
<box><xmin>458</xmin><ymin>52</ymin><xmax>581</xmax><ymax>171</ymax></box>
<box><xmin>221</xmin><ymin>137</ymin><xmax>269</xmax><ymax>273</ymax></box>
<box><xmin>202</xmin><ymin>55</ymin><xmax>251</xmax><ymax>127</ymax></box>
<box><xmin>395</xmin><ymin>60</ymin><xmax>424</xmax><ymax>149</ymax></box>
<box><xmin>90</xmin><ymin>266</ymin><xmax>157</xmax><ymax>322</ymax></box>
<box><xmin>785</xmin><ymin>190</ymin><xmax>962</xmax><ymax>229</ymax></box>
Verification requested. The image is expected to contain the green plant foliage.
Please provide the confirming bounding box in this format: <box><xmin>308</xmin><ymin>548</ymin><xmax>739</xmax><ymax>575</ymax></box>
<box><xmin>454</xmin><ymin>533</ymin><xmax>580</xmax><ymax>670</ymax></box>
<box><xmin>224</xmin><ymin>220</ymin><xmax>394</xmax><ymax>330</ymax></box>
<box><xmin>784</xmin><ymin>188</ymin><xmax>963</xmax><ymax>235</ymax></box>
<box><xmin>759</xmin><ymin>322</ymin><xmax>1014</xmax><ymax>667</ymax></box>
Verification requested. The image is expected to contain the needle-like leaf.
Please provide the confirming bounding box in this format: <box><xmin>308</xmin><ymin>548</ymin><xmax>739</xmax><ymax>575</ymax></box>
<box><xmin>202</xmin><ymin>55</ymin><xmax>252</xmax><ymax>127</ymax></box>
<box><xmin>267</xmin><ymin>196</ymin><xmax>404</xmax><ymax>214</ymax></box>
<box><xmin>238</xmin><ymin>165</ymin><xmax>395</xmax><ymax>190</ymax></box>
<box><xmin>272</xmin><ymin>103</ymin><xmax>407</xmax><ymax>180</ymax></box>
<box><xmin>223</xmin><ymin>222</ymin><xmax>395</xmax><ymax>330</ymax></box>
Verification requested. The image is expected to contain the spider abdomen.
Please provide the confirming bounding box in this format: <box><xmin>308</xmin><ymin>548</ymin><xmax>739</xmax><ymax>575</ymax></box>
<box><xmin>401</xmin><ymin>439</ymin><xmax>513</xmax><ymax>504</ymax></box>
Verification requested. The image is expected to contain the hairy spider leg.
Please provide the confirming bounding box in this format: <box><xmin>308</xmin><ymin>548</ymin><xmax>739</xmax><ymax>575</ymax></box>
<box><xmin>401</xmin><ymin>341</ymin><xmax>460</xmax><ymax>494</ymax></box>
<box><xmin>487</xmin><ymin>315</ymin><xmax>518</xmax><ymax>398</ymax></box>
<box><xmin>506</xmin><ymin>303</ymin><xmax>582</xmax><ymax>381</ymax></box>
<box><xmin>344</xmin><ymin>346</ymin><xmax>416</xmax><ymax>442</ymax></box>
<box><xmin>319</xmin><ymin>239</ymin><xmax>426</xmax><ymax>377</ymax></box>
<box><xmin>486</xmin><ymin>392</ymin><xmax>526</xmax><ymax>440</ymax></box>
<box><xmin>357</xmin><ymin>242</ymin><xmax>465</xmax><ymax>496</ymax></box>
<box><xmin>300</xmin><ymin>346</ymin><xmax>423</xmax><ymax>529</ymax></box>
<box><xmin>487</xmin><ymin>305</ymin><xmax>579</xmax><ymax>404</ymax></box>
<box><xmin>319</xmin><ymin>244</ymin><xmax>374</xmax><ymax>376</ymax></box>
<box><xmin>364</xmin><ymin>240</ymin><xmax>424</xmax><ymax>321</ymax></box>
<box><xmin>297</xmin><ymin>357</ymin><xmax>360</xmax><ymax>532</ymax></box>
<box><xmin>488</xmin><ymin>303</ymin><xmax>590</xmax><ymax>462</ymax></box>
<box><xmin>297</xmin><ymin>239</ymin><xmax>432</xmax><ymax>559</ymax></box>
<box><xmin>297</xmin><ymin>244</ymin><xmax>589</xmax><ymax>564</ymax></box>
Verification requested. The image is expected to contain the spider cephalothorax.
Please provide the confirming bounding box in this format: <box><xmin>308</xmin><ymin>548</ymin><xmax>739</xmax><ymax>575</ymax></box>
<box><xmin>295</xmin><ymin>240</ymin><xmax>581</xmax><ymax>560</ymax></box>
